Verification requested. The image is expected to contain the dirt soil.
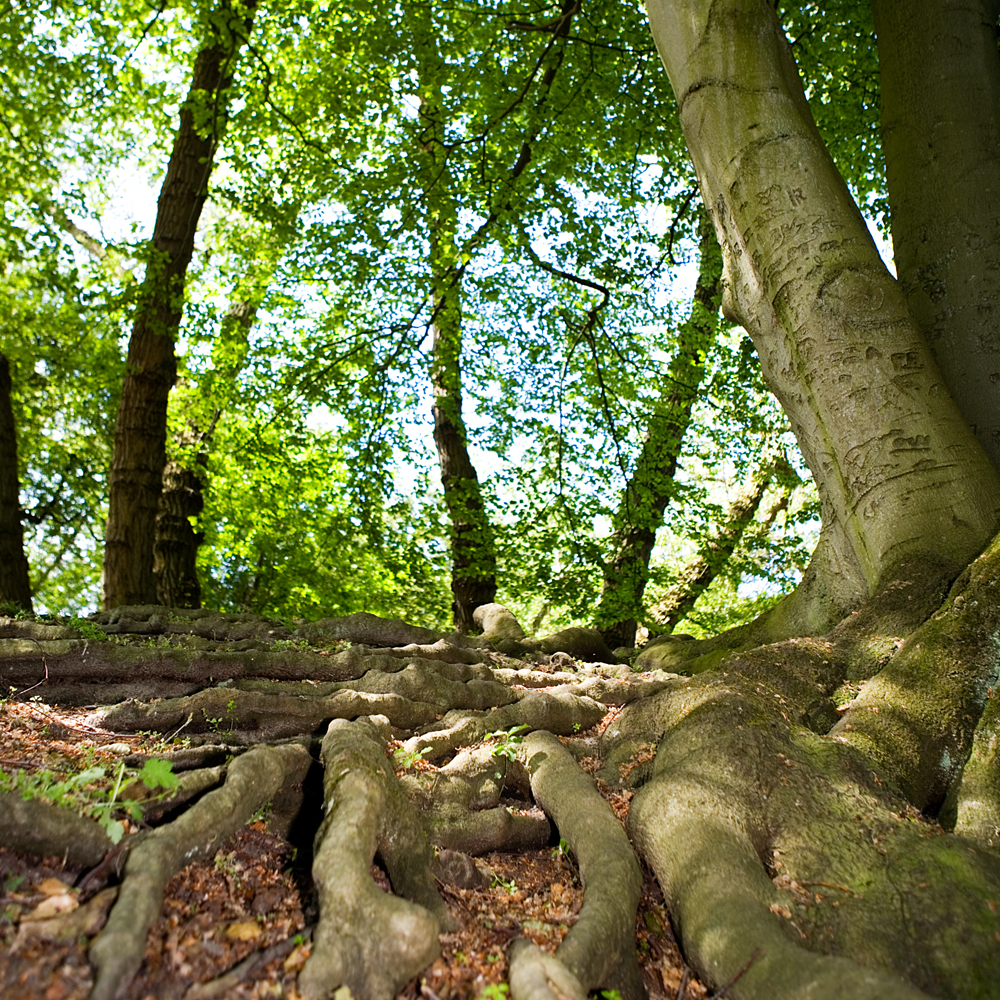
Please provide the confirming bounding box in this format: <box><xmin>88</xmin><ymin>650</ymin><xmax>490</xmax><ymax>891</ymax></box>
<box><xmin>0</xmin><ymin>698</ymin><xmax>705</xmax><ymax>1000</ymax></box>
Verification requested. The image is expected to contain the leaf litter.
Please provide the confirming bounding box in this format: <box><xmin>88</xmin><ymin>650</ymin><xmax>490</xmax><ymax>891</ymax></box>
<box><xmin>0</xmin><ymin>697</ymin><xmax>704</xmax><ymax>1000</ymax></box>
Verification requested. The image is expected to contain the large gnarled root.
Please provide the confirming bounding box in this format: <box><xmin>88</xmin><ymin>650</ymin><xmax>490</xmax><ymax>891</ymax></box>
<box><xmin>508</xmin><ymin>938</ymin><xmax>586</xmax><ymax>1000</ymax></box>
<box><xmin>89</xmin><ymin>742</ymin><xmax>311</xmax><ymax>1000</ymax></box>
<box><xmin>95</xmin><ymin>656</ymin><xmax>516</xmax><ymax>742</ymax></box>
<box><xmin>616</xmin><ymin>662</ymin><xmax>1000</xmax><ymax>1000</ymax></box>
<box><xmin>521</xmin><ymin>731</ymin><xmax>644</xmax><ymax>1000</ymax></box>
<box><xmin>0</xmin><ymin>792</ymin><xmax>113</xmax><ymax>866</ymax></box>
<box><xmin>947</xmin><ymin>688</ymin><xmax>1000</xmax><ymax>845</ymax></box>
<box><xmin>398</xmin><ymin>743</ymin><xmax>549</xmax><ymax>855</ymax></box>
<box><xmin>402</xmin><ymin>690</ymin><xmax>606</xmax><ymax>762</ymax></box>
<box><xmin>298</xmin><ymin>717</ymin><xmax>454</xmax><ymax>1000</ymax></box>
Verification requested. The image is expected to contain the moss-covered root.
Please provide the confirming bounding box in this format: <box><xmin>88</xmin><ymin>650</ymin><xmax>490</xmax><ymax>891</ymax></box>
<box><xmin>508</xmin><ymin>938</ymin><xmax>587</xmax><ymax>1000</ymax></box>
<box><xmin>88</xmin><ymin>742</ymin><xmax>311</xmax><ymax>1000</ymax></box>
<box><xmin>402</xmin><ymin>690</ymin><xmax>606</xmax><ymax>761</ymax></box>
<box><xmin>946</xmin><ymin>688</ymin><xmax>1000</xmax><ymax>845</ymax></box>
<box><xmin>297</xmin><ymin>717</ymin><xmax>453</xmax><ymax>1000</ymax></box>
<box><xmin>522</xmin><ymin>731</ymin><xmax>644</xmax><ymax>1000</ymax></box>
<box><xmin>626</xmin><ymin>777</ymin><xmax>931</xmax><ymax>1000</ymax></box>
<box><xmin>832</xmin><ymin>537</ymin><xmax>1000</xmax><ymax>809</ymax></box>
<box><xmin>0</xmin><ymin>791</ymin><xmax>112</xmax><ymax>865</ymax></box>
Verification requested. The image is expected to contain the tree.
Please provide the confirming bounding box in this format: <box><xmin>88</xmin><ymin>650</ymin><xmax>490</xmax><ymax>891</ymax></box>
<box><xmin>0</xmin><ymin>352</ymin><xmax>32</xmax><ymax>611</ymax></box>
<box><xmin>594</xmin><ymin>210</ymin><xmax>724</xmax><ymax>648</ymax></box>
<box><xmin>103</xmin><ymin>0</ymin><xmax>257</xmax><ymax>609</ymax></box>
<box><xmin>7</xmin><ymin>3</ymin><xmax>1000</xmax><ymax>1000</ymax></box>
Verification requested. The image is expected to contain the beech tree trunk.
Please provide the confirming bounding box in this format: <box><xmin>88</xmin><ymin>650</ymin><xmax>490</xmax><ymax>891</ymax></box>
<box><xmin>429</xmin><ymin>260</ymin><xmax>498</xmax><ymax>634</ymax></box>
<box><xmin>645</xmin><ymin>0</ymin><xmax>1000</xmax><ymax>640</ymax></box>
<box><xmin>0</xmin><ymin>352</ymin><xmax>32</xmax><ymax>611</ymax></box>
<box><xmin>153</xmin><ymin>420</ymin><xmax>214</xmax><ymax>608</ymax></box>
<box><xmin>103</xmin><ymin>0</ymin><xmax>256</xmax><ymax>610</ymax></box>
<box><xmin>872</xmin><ymin>0</ymin><xmax>1000</xmax><ymax>471</ymax></box>
<box><xmin>594</xmin><ymin>214</ymin><xmax>723</xmax><ymax>649</ymax></box>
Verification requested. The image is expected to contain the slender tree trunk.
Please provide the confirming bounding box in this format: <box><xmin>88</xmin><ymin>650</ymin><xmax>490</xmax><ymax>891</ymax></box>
<box><xmin>153</xmin><ymin>416</ymin><xmax>217</xmax><ymax>608</ymax></box>
<box><xmin>648</xmin><ymin>458</ymin><xmax>788</xmax><ymax>634</ymax></box>
<box><xmin>594</xmin><ymin>215</ymin><xmax>723</xmax><ymax>648</ymax></box>
<box><xmin>645</xmin><ymin>0</ymin><xmax>1000</xmax><ymax>637</ymax></box>
<box><xmin>0</xmin><ymin>352</ymin><xmax>32</xmax><ymax>611</ymax></box>
<box><xmin>103</xmin><ymin>0</ymin><xmax>256</xmax><ymax>610</ymax></box>
<box><xmin>872</xmin><ymin>0</ymin><xmax>1000</xmax><ymax>471</ymax></box>
<box><xmin>154</xmin><ymin>284</ymin><xmax>262</xmax><ymax>608</ymax></box>
<box><xmin>429</xmin><ymin>259</ymin><xmax>498</xmax><ymax>634</ymax></box>
<box><xmin>415</xmin><ymin>39</ymin><xmax>497</xmax><ymax>634</ymax></box>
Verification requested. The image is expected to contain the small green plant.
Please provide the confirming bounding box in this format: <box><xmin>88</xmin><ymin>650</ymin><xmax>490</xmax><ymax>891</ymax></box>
<box><xmin>490</xmin><ymin>872</ymin><xmax>518</xmax><ymax>894</ymax></box>
<box><xmin>272</xmin><ymin>638</ymin><xmax>311</xmax><ymax>652</ymax></box>
<box><xmin>67</xmin><ymin>617</ymin><xmax>107</xmax><ymax>642</ymax></box>
<box><xmin>137</xmin><ymin>757</ymin><xmax>180</xmax><ymax>793</ymax></box>
<box><xmin>0</xmin><ymin>601</ymin><xmax>32</xmax><ymax>620</ymax></box>
<box><xmin>485</xmin><ymin>724</ymin><xmax>528</xmax><ymax>761</ymax></box>
<box><xmin>476</xmin><ymin>983</ymin><xmax>508</xmax><ymax>1000</ymax></box>
<box><xmin>213</xmin><ymin>849</ymin><xmax>243</xmax><ymax>885</ymax></box>
<box><xmin>572</xmin><ymin>722</ymin><xmax>581</xmax><ymax>733</ymax></box>
<box><xmin>0</xmin><ymin>757</ymin><xmax>178</xmax><ymax>844</ymax></box>
<box><xmin>393</xmin><ymin>745</ymin><xmax>432</xmax><ymax>769</ymax></box>
<box><xmin>202</xmin><ymin>700</ymin><xmax>238</xmax><ymax>734</ymax></box>
<box><xmin>552</xmin><ymin>837</ymin><xmax>569</xmax><ymax>858</ymax></box>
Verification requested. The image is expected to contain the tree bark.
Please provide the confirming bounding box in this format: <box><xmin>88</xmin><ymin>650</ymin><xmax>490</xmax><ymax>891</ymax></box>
<box><xmin>430</xmin><ymin>265</ymin><xmax>498</xmax><ymax>634</ymax></box>
<box><xmin>0</xmin><ymin>352</ymin><xmax>32</xmax><ymax>611</ymax></box>
<box><xmin>595</xmin><ymin>214</ymin><xmax>723</xmax><ymax>648</ymax></box>
<box><xmin>872</xmin><ymin>0</ymin><xmax>1000</xmax><ymax>471</ymax></box>
<box><xmin>417</xmin><ymin>43</ymin><xmax>497</xmax><ymax>634</ymax></box>
<box><xmin>154</xmin><ymin>418</ymin><xmax>215</xmax><ymax>608</ymax></box>
<box><xmin>644</xmin><ymin>0</ymin><xmax>1000</xmax><ymax>637</ymax></box>
<box><xmin>103</xmin><ymin>0</ymin><xmax>256</xmax><ymax>610</ymax></box>
<box><xmin>154</xmin><ymin>285</ymin><xmax>261</xmax><ymax>607</ymax></box>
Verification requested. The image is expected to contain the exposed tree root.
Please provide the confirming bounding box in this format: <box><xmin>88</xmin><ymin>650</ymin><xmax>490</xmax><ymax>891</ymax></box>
<box><xmin>508</xmin><ymin>938</ymin><xmax>586</xmax><ymax>1000</ymax></box>
<box><xmin>522</xmin><ymin>730</ymin><xmax>644</xmax><ymax>1000</ymax></box>
<box><xmin>947</xmin><ymin>689</ymin><xmax>1000</xmax><ymax>845</ymax></box>
<box><xmin>0</xmin><ymin>791</ymin><xmax>112</xmax><ymax>866</ymax></box>
<box><xmin>299</xmin><ymin>717</ymin><xmax>453</xmax><ymax>1000</ymax></box>
<box><xmin>403</xmin><ymin>690</ymin><xmax>606</xmax><ymax>762</ymax></box>
<box><xmin>616</xmin><ymin>631</ymin><xmax>1000</xmax><ymax>998</ymax></box>
<box><xmin>833</xmin><ymin>540</ymin><xmax>1000</xmax><ymax>809</ymax></box>
<box><xmin>88</xmin><ymin>742</ymin><xmax>311</xmax><ymax>1000</ymax></box>
<box><xmin>93</xmin><ymin>656</ymin><xmax>517</xmax><ymax>740</ymax></box>
<box><xmin>5</xmin><ymin>600</ymin><xmax>1000</xmax><ymax>1000</ymax></box>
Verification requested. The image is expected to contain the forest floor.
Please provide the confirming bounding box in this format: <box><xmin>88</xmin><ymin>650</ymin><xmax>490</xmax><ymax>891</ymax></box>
<box><xmin>0</xmin><ymin>698</ymin><xmax>705</xmax><ymax>1000</ymax></box>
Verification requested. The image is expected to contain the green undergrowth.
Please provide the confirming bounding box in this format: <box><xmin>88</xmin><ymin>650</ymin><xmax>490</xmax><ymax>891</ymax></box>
<box><xmin>0</xmin><ymin>756</ymin><xmax>179</xmax><ymax>843</ymax></box>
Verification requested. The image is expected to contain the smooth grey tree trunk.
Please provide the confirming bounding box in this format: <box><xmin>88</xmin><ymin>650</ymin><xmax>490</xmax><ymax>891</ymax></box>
<box><xmin>872</xmin><ymin>0</ymin><xmax>1000</xmax><ymax>472</ymax></box>
<box><xmin>644</xmin><ymin>0</ymin><xmax>1000</xmax><ymax>636</ymax></box>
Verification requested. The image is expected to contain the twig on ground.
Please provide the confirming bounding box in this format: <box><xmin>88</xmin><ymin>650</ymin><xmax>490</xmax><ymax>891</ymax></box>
<box><xmin>708</xmin><ymin>949</ymin><xmax>762</xmax><ymax>999</ymax></box>
<box><xmin>676</xmin><ymin>966</ymin><xmax>689</xmax><ymax>1000</ymax></box>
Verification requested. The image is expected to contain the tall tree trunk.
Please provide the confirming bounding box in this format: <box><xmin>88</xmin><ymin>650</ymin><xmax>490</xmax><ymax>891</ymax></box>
<box><xmin>416</xmin><ymin>35</ymin><xmax>497</xmax><ymax>634</ymax></box>
<box><xmin>645</xmin><ymin>0</ymin><xmax>1000</xmax><ymax>639</ymax></box>
<box><xmin>429</xmin><ymin>258</ymin><xmax>497</xmax><ymax>634</ymax></box>
<box><xmin>153</xmin><ymin>417</ymin><xmax>216</xmax><ymax>608</ymax></box>
<box><xmin>103</xmin><ymin>0</ymin><xmax>256</xmax><ymax>610</ymax></box>
<box><xmin>647</xmin><ymin>457</ymin><xmax>788</xmax><ymax>635</ymax></box>
<box><xmin>594</xmin><ymin>215</ymin><xmax>723</xmax><ymax>648</ymax></box>
<box><xmin>0</xmin><ymin>352</ymin><xmax>32</xmax><ymax>611</ymax></box>
<box><xmin>872</xmin><ymin>0</ymin><xmax>1000</xmax><ymax>471</ymax></box>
